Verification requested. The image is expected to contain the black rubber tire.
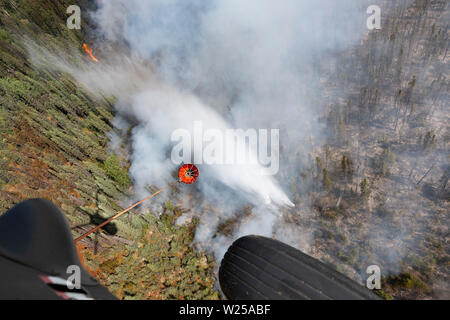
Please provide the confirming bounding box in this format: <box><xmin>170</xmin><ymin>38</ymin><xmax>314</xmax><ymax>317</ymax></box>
<box><xmin>219</xmin><ymin>235</ymin><xmax>380</xmax><ymax>300</ymax></box>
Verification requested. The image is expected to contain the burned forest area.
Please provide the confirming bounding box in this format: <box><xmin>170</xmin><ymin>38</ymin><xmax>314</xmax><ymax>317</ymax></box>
<box><xmin>0</xmin><ymin>0</ymin><xmax>449</xmax><ymax>300</ymax></box>
<box><xmin>279</xmin><ymin>0</ymin><xmax>449</xmax><ymax>299</ymax></box>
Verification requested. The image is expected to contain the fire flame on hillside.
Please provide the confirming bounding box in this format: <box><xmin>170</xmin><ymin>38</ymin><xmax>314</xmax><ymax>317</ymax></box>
<box><xmin>83</xmin><ymin>43</ymin><xmax>98</xmax><ymax>62</ymax></box>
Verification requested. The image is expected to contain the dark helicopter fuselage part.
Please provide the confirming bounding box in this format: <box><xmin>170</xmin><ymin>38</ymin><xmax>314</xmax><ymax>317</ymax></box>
<box><xmin>0</xmin><ymin>199</ymin><xmax>116</xmax><ymax>300</ymax></box>
<box><xmin>219</xmin><ymin>235</ymin><xmax>381</xmax><ymax>300</ymax></box>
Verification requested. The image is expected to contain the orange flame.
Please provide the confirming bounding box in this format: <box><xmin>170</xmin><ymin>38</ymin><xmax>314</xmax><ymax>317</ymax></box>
<box><xmin>83</xmin><ymin>43</ymin><xmax>98</xmax><ymax>62</ymax></box>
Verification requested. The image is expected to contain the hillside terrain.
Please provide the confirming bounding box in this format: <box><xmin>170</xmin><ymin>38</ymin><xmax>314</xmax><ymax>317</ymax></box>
<box><xmin>0</xmin><ymin>0</ymin><xmax>218</xmax><ymax>299</ymax></box>
<box><xmin>0</xmin><ymin>0</ymin><xmax>447</xmax><ymax>300</ymax></box>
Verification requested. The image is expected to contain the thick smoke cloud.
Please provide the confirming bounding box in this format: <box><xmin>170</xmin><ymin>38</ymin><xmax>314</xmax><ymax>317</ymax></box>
<box><xmin>27</xmin><ymin>0</ymin><xmax>378</xmax><ymax>261</ymax></box>
<box><xmin>88</xmin><ymin>0</ymin><xmax>377</xmax><ymax>258</ymax></box>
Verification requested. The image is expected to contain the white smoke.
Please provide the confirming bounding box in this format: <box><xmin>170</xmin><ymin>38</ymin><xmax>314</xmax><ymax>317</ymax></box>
<box><xmin>91</xmin><ymin>0</ymin><xmax>378</xmax><ymax>259</ymax></box>
<box><xmin>27</xmin><ymin>0</ymin><xmax>376</xmax><ymax>261</ymax></box>
<box><xmin>88</xmin><ymin>0</ymin><xmax>375</xmax><ymax>257</ymax></box>
<box><xmin>127</xmin><ymin>81</ymin><xmax>295</xmax><ymax>207</ymax></box>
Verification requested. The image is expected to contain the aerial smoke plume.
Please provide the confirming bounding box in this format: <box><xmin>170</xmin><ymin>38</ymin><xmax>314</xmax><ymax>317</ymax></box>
<box><xmin>27</xmin><ymin>0</ymin><xmax>376</xmax><ymax>260</ymax></box>
<box><xmin>87</xmin><ymin>0</ymin><xmax>376</xmax><ymax>258</ymax></box>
